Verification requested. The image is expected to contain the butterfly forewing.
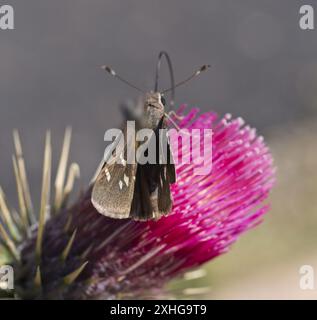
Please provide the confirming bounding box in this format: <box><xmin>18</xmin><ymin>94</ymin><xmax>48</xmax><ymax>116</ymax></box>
<box><xmin>92</xmin><ymin>127</ymin><xmax>138</xmax><ymax>219</ymax></box>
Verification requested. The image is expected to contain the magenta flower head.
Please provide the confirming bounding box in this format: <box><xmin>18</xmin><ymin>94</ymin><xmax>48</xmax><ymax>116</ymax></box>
<box><xmin>0</xmin><ymin>106</ymin><xmax>275</xmax><ymax>299</ymax></box>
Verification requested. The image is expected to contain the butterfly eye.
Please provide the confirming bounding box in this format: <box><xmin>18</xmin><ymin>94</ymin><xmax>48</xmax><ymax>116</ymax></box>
<box><xmin>161</xmin><ymin>96</ymin><xmax>166</xmax><ymax>106</ymax></box>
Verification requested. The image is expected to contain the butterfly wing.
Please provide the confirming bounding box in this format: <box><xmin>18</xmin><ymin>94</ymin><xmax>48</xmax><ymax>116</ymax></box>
<box><xmin>91</xmin><ymin>127</ymin><xmax>137</xmax><ymax>219</ymax></box>
<box><xmin>129</xmin><ymin>117</ymin><xmax>176</xmax><ymax>220</ymax></box>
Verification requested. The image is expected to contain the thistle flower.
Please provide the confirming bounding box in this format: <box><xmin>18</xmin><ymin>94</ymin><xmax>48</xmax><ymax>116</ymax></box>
<box><xmin>0</xmin><ymin>106</ymin><xmax>275</xmax><ymax>299</ymax></box>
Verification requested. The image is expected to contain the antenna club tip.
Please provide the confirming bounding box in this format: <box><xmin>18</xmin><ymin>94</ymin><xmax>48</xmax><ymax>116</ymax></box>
<box><xmin>101</xmin><ymin>65</ymin><xmax>116</xmax><ymax>76</ymax></box>
<box><xmin>195</xmin><ymin>64</ymin><xmax>211</xmax><ymax>76</ymax></box>
<box><xmin>200</xmin><ymin>64</ymin><xmax>211</xmax><ymax>72</ymax></box>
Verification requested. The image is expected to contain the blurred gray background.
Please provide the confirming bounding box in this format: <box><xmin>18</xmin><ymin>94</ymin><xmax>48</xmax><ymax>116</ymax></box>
<box><xmin>1</xmin><ymin>0</ymin><xmax>317</xmax><ymax>298</ymax></box>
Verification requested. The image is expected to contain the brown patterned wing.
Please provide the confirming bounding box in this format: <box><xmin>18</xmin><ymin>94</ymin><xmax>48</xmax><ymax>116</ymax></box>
<box><xmin>92</xmin><ymin>162</ymin><xmax>137</xmax><ymax>219</ymax></box>
<box><xmin>91</xmin><ymin>127</ymin><xmax>138</xmax><ymax>219</ymax></box>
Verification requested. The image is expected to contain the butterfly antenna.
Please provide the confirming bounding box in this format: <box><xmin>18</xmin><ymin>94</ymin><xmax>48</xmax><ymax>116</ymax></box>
<box><xmin>162</xmin><ymin>64</ymin><xmax>210</xmax><ymax>93</ymax></box>
<box><xmin>101</xmin><ymin>65</ymin><xmax>145</xmax><ymax>93</ymax></box>
<box><xmin>154</xmin><ymin>51</ymin><xmax>175</xmax><ymax>109</ymax></box>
